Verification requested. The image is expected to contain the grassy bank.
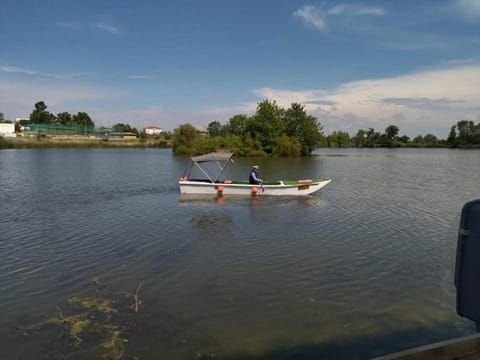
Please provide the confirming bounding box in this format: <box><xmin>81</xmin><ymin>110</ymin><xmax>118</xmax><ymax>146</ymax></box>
<box><xmin>0</xmin><ymin>136</ymin><xmax>172</xmax><ymax>149</ymax></box>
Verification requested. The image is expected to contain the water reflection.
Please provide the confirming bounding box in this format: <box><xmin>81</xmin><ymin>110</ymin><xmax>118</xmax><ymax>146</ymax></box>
<box><xmin>179</xmin><ymin>193</ymin><xmax>328</xmax><ymax>208</ymax></box>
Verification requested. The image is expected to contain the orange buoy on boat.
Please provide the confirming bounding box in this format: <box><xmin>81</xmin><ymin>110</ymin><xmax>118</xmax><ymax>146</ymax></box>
<box><xmin>217</xmin><ymin>185</ymin><xmax>224</xmax><ymax>194</ymax></box>
<box><xmin>251</xmin><ymin>186</ymin><xmax>258</xmax><ymax>195</ymax></box>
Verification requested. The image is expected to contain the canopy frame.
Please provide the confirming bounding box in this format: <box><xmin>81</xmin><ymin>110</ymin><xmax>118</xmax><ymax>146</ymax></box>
<box><xmin>183</xmin><ymin>152</ymin><xmax>234</xmax><ymax>183</ymax></box>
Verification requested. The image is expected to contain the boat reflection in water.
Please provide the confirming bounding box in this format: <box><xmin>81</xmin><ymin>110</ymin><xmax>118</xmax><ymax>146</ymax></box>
<box><xmin>178</xmin><ymin>193</ymin><xmax>329</xmax><ymax>208</ymax></box>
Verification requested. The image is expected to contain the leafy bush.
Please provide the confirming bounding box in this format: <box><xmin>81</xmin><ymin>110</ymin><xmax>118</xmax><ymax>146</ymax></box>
<box><xmin>245</xmin><ymin>149</ymin><xmax>267</xmax><ymax>157</ymax></box>
<box><xmin>172</xmin><ymin>124</ymin><xmax>199</xmax><ymax>153</ymax></box>
<box><xmin>191</xmin><ymin>137</ymin><xmax>219</xmax><ymax>155</ymax></box>
<box><xmin>218</xmin><ymin>135</ymin><xmax>243</xmax><ymax>155</ymax></box>
<box><xmin>172</xmin><ymin>145</ymin><xmax>192</xmax><ymax>155</ymax></box>
<box><xmin>273</xmin><ymin>135</ymin><xmax>301</xmax><ymax>157</ymax></box>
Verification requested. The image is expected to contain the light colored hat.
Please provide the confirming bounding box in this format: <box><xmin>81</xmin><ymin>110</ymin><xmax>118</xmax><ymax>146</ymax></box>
<box><xmin>252</xmin><ymin>165</ymin><xmax>259</xmax><ymax>170</ymax></box>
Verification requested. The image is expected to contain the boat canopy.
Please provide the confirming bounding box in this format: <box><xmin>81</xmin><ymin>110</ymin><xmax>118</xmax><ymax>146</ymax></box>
<box><xmin>191</xmin><ymin>152</ymin><xmax>233</xmax><ymax>163</ymax></box>
<box><xmin>184</xmin><ymin>152</ymin><xmax>234</xmax><ymax>183</ymax></box>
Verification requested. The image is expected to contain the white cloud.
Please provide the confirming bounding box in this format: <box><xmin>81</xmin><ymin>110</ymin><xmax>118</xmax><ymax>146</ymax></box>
<box><xmin>0</xmin><ymin>80</ymin><xmax>120</xmax><ymax>119</ymax></box>
<box><xmin>293</xmin><ymin>3</ymin><xmax>386</xmax><ymax>31</ymax></box>
<box><xmin>93</xmin><ymin>22</ymin><xmax>122</xmax><ymax>35</ymax></box>
<box><xmin>1</xmin><ymin>64</ymin><xmax>86</xmax><ymax>81</ymax></box>
<box><xmin>254</xmin><ymin>64</ymin><xmax>480</xmax><ymax>137</ymax></box>
<box><xmin>2</xmin><ymin>63</ymin><xmax>479</xmax><ymax>137</ymax></box>
<box><xmin>328</xmin><ymin>4</ymin><xmax>386</xmax><ymax>16</ymax></box>
<box><xmin>56</xmin><ymin>19</ymin><xmax>122</xmax><ymax>34</ymax></box>
<box><xmin>293</xmin><ymin>5</ymin><xmax>327</xmax><ymax>31</ymax></box>
<box><xmin>43</xmin><ymin>72</ymin><xmax>87</xmax><ymax>81</ymax></box>
<box><xmin>453</xmin><ymin>0</ymin><xmax>480</xmax><ymax>18</ymax></box>
<box><xmin>0</xmin><ymin>66</ymin><xmax>36</xmax><ymax>75</ymax></box>
<box><xmin>127</xmin><ymin>75</ymin><xmax>153</xmax><ymax>79</ymax></box>
<box><xmin>90</xmin><ymin>102</ymin><xmax>256</xmax><ymax>131</ymax></box>
<box><xmin>56</xmin><ymin>21</ymin><xmax>80</xmax><ymax>29</ymax></box>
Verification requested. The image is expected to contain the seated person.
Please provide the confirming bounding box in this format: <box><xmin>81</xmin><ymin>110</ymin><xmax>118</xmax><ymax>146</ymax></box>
<box><xmin>249</xmin><ymin>165</ymin><xmax>262</xmax><ymax>184</ymax></box>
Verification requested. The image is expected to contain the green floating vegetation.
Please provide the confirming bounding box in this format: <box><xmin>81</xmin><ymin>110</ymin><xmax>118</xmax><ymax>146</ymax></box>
<box><xmin>19</xmin><ymin>277</ymin><xmax>222</xmax><ymax>359</ymax></box>
<box><xmin>100</xmin><ymin>328</ymin><xmax>126</xmax><ymax>359</ymax></box>
<box><xmin>20</xmin><ymin>278</ymin><xmax>142</xmax><ymax>359</ymax></box>
<box><xmin>46</xmin><ymin>313</ymin><xmax>91</xmax><ymax>346</ymax></box>
<box><xmin>68</xmin><ymin>296</ymin><xmax>116</xmax><ymax>313</ymax></box>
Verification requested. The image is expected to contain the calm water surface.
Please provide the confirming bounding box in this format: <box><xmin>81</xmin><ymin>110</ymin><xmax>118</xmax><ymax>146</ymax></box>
<box><xmin>1</xmin><ymin>148</ymin><xmax>479</xmax><ymax>359</ymax></box>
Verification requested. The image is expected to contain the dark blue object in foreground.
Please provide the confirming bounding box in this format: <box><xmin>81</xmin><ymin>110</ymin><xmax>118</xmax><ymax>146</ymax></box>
<box><xmin>455</xmin><ymin>199</ymin><xmax>480</xmax><ymax>328</ymax></box>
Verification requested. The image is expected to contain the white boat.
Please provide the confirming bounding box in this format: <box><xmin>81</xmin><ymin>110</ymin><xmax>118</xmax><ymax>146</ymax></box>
<box><xmin>179</xmin><ymin>152</ymin><xmax>331</xmax><ymax>196</ymax></box>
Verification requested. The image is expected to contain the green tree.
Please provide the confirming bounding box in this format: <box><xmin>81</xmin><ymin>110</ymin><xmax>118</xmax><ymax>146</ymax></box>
<box><xmin>354</xmin><ymin>129</ymin><xmax>367</xmax><ymax>147</ymax></box>
<box><xmin>457</xmin><ymin>120</ymin><xmax>475</xmax><ymax>145</ymax></box>
<box><xmin>112</xmin><ymin>123</ymin><xmax>136</xmax><ymax>133</ymax></box>
<box><xmin>207</xmin><ymin>121</ymin><xmax>223</xmax><ymax>137</ymax></box>
<box><xmin>30</xmin><ymin>101</ymin><xmax>55</xmax><ymax>124</ymax></box>
<box><xmin>218</xmin><ymin>135</ymin><xmax>244</xmax><ymax>155</ymax></box>
<box><xmin>224</xmin><ymin>114</ymin><xmax>249</xmax><ymax>137</ymax></box>
<box><xmin>73</xmin><ymin>112</ymin><xmax>94</xmax><ymax>127</ymax></box>
<box><xmin>447</xmin><ymin>125</ymin><xmax>457</xmax><ymax>147</ymax></box>
<box><xmin>284</xmin><ymin>102</ymin><xmax>324</xmax><ymax>155</ymax></box>
<box><xmin>112</xmin><ymin>123</ymin><xmax>126</xmax><ymax>133</ymax></box>
<box><xmin>0</xmin><ymin>113</ymin><xmax>13</xmax><ymax>123</ymax></box>
<box><xmin>71</xmin><ymin>112</ymin><xmax>94</xmax><ymax>135</ymax></box>
<box><xmin>412</xmin><ymin>135</ymin><xmax>424</xmax><ymax>147</ymax></box>
<box><xmin>273</xmin><ymin>134</ymin><xmax>301</xmax><ymax>157</ymax></box>
<box><xmin>365</xmin><ymin>128</ymin><xmax>380</xmax><ymax>147</ymax></box>
<box><xmin>397</xmin><ymin>135</ymin><xmax>410</xmax><ymax>144</ymax></box>
<box><xmin>243</xmin><ymin>133</ymin><xmax>266</xmax><ymax>156</ymax></box>
<box><xmin>472</xmin><ymin>123</ymin><xmax>480</xmax><ymax>144</ymax></box>
<box><xmin>327</xmin><ymin>131</ymin><xmax>351</xmax><ymax>148</ymax></box>
<box><xmin>423</xmin><ymin>134</ymin><xmax>438</xmax><ymax>146</ymax></box>
<box><xmin>385</xmin><ymin>125</ymin><xmax>399</xmax><ymax>146</ymax></box>
<box><xmin>172</xmin><ymin>124</ymin><xmax>200</xmax><ymax>154</ymax></box>
<box><xmin>249</xmin><ymin>100</ymin><xmax>285</xmax><ymax>154</ymax></box>
<box><xmin>57</xmin><ymin>112</ymin><xmax>72</xmax><ymax>125</ymax></box>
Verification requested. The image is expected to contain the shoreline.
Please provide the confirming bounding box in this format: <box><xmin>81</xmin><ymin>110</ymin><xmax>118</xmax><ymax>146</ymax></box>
<box><xmin>2</xmin><ymin>136</ymin><xmax>479</xmax><ymax>150</ymax></box>
<box><xmin>0</xmin><ymin>136</ymin><xmax>171</xmax><ymax>149</ymax></box>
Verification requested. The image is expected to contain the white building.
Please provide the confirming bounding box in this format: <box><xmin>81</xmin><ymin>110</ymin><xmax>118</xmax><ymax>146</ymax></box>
<box><xmin>144</xmin><ymin>126</ymin><xmax>163</xmax><ymax>135</ymax></box>
<box><xmin>0</xmin><ymin>123</ymin><xmax>16</xmax><ymax>138</ymax></box>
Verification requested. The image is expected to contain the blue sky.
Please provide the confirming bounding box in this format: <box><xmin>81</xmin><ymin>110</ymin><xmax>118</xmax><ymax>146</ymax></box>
<box><xmin>1</xmin><ymin>0</ymin><xmax>480</xmax><ymax>137</ymax></box>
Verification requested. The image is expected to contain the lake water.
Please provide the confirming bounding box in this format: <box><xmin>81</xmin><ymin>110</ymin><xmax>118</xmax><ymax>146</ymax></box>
<box><xmin>0</xmin><ymin>148</ymin><xmax>479</xmax><ymax>359</ymax></box>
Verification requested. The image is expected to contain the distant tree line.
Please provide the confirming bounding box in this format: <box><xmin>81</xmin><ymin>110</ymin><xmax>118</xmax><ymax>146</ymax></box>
<box><xmin>26</xmin><ymin>101</ymin><xmax>95</xmax><ymax>128</ymax></box>
<box><xmin>326</xmin><ymin>120</ymin><xmax>480</xmax><ymax>148</ymax></box>
<box><xmin>326</xmin><ymin>125</ymin><xmax>447</xmax><ymax>148</ymax></box>
<box><xmin>3</xmin><ymin>101</ymin><xmax>480</xmax><ymax>152</ymax></box>
<box><xmin>11</xmin><ymin>101</ymin><xmax>151</xmax><ymax>137</ymax></box>
<box><xmin>172</xmin><ymin>100</ymin><xmax>480</xmax><ymax>156</ymax></box>
<box><xmin>447</xmin><ymin>120</ymin><xmax>480</xmax><ymax>147</ymax></box>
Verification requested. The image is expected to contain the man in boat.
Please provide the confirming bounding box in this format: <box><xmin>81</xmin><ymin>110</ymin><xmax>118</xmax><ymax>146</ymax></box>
<box><xmin>249</xmin><ymin>165</ymin><xmax>263</xmax><ymax>185</ymax></box>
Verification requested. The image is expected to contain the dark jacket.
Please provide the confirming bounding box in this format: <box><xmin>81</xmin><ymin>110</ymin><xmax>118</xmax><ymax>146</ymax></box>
<box><xmin>249</xmin><ymin>170</ymin><xmax>261</xmax><ymax>184</ymax></box>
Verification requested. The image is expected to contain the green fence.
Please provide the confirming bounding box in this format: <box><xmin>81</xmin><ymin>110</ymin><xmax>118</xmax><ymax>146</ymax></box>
<box><xmin>28</xmin><ymin>124</ymin><xmax>98</xmax><ymax>135</ymax></box>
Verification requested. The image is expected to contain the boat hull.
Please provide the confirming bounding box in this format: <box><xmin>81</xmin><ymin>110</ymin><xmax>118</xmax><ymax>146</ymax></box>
<box><xmin>179</xmin><ymin>179</ymin><xmax>331</xmax><ymax>196</ymax></box>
